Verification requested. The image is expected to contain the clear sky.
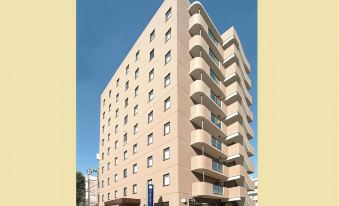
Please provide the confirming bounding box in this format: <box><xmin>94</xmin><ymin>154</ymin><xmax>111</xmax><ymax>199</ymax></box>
<box><xmin>77</xmin><ymin>0</ymin><xmax>257</xmax><ymax>178</ymax></box>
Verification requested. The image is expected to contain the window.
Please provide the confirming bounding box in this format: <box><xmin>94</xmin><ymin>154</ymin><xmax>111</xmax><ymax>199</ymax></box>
<box><xmin>208</xmin><ymin>29</ymin><xmax>218</xmax><ymax>46</ymax></box>
<box><xmin>164</xmin><ymin>97</ymin><xmax>171</xmax><ymax>110</ymax></box>
<box><xmin>102</xmin><ymin>180</ymin><xmax>104</xmax><ymax>188</ymax></box>
<box><xmin>125</xmin><ymin>98</ymin><xmax>128</xmax><ymax>108</ymax></box>
<box><xmin>116</xmin><ymin>93</ymin><xmax>119</xmax><ymax>103</ymax></box>
<box><xmin>102</xmin><ymin>194</ymin><xmax>104</xmax><ymax>202</ymax></box>
<box><xmin>115</xmin><ymin>125</ymin><xmax>118</xmax><ymax>134</ymax></box>
<box><xmin>165</xmin><ymin>8</ymin><xmax>172</xmax><ymax>21</ymax></box>
<box><xmin>101</xmin><ymin>139</ymin><xmax>104</xmax><ymax>147</ymax></box>
<box><xmin>164</xmin><ymin>122</ymin><xmax>170</xmax><ymax>135</ymax></box>
<box><xmin>107</xmin><ymin>192</ymin><xmax>110</xmax><ymax>200</ymax></box>
<box><xmin>115</xmin><ymin>190</ymin><xmax>118</xmax><ymax>198</ymax></box>
<box><xmin>133</xmin><ymin>144</ymin><xmax>137</xmax><ymax>154</ymax></box>
<box><xmin>210</xmin><ymin>91</ymin><xmax>221</xmax><ymax>107</ymax></box>
<box><xmin>147</xmin><ymin>179</ymin><xmax>152</xmax><ymax>186</ymax></box>
<box><xmin>103</xmin><ymin>99</ymin><xmax>105</xmax><ymax>107</ymax></box>
<box><xmin>134</xmin><ymin>86</ymin><xmax>139</xmax><ymax>97</ymax></box>
<box><xmin>211</xmin><ymin>113</ymin><xmax>221</xmax><ymax>129</ymax></box>
<box><xmin>109</xmin><ymin>104</ymin><xmax>111</xmax><ymax>112</ymax></box>
<box><xmin>114</xmin><ymin>157</ymin><xmax>118</xmax><ymax>165</ymax></box>
<box><xmin>148</xmin><ymin>89</ymin><xmax>154</xmax><ymax>102</ymax></box>
<box><xmin>135</xmin><ymin>50</ymin><xmax>140</xmax><ymax>61</ymax></box>
<box><xmin>135</xmin><ymin>68</ymin><xmax>139</xmax><ymax>79</ymax></box>
<box><xmin>101</xmin><ymin>152</ymin><xmax>104</xmax><ymax>160</ymax></box>
<box><xmin>124</xmin><ymin>133</ymin><xmax>128</xmax><ymax>143</ymax></box>
<box><xmin>116</xmin><ymin>78</ymin><xmax>120</xmax><ymax>87</ymax></box>
<box><xmin>123</xmin><ymin>169</ymin><xmax>127</xmax><ymax>178</ymax></box>
<box><xmin>114</xmin><ymin>174</ymin><xmax>118</xmax><ymax>182</ymax></box>
<box><xmin>101</xmin><ymin>166</ymin><xmax>104</xmax><ymax>174</ymax></box>
<box><xmin>107</xmin><ymin>162</ymin><xmax>110</xmax><ymax>171</ymax></box>
<box><xmin>125</xmin><ymin>65</ymin><xmax>129</xmax><ymax>75</ymax></box>
<box><xmin>164</xmin><ymin>73</ymin><xmax>171</xmax><ymax>87</ymax></box>
<box><xmin>134</xmin><ymin>124</ymin><xmax>138</xmax><ymax>134</ymax></box>
<box><xmin>210</xmin><ymin>69</ymin><xmax>220</xmax><ymax>86</ymax></box>
<box><xmin>165</xmin><ymin>50</ymin><xmax>171</xmax><ymax>64</ymax></box>
<box><xmin>147</xmin><ymin>133</ymin><xmax>153</xmax><ymax>145</ymax></box>
<box><xmin>108</xmin><ymin>133</ymin><xmax>111</xmax><ymax>141</ymax></box>
<box><xmin>109</xmin><ymin>90</ymin><xmax>112</xmax><ymax>98</ymax></box>
<box><xmin>150</xmin><ymin>29</ymin><xmax>155</xmax><ymax>42</ymax></box>
<box><xmin>212</xmin><ymin>159</ymin><xmax>223</xmax><ymax>173</ymax></box>
<box><xmin>102</xmin><ymin>125</ymin><xmax>105</xmax><ymax>133</ymax></box>
<box><xmin>115</xmin><ymin>109</ymin><xmax>119</xmax><ymax>118</ymax></box>
<box><xmin>148</xmin><ymin>111</ymin><xmax>153</xmax><ymax>123</ymax></box>
<box><xmin>133</xmin><ymin>184</ymin><xmax>137</xmax><ymax>194</ymax></box>
<box><xmin>108</xmin><ymin>118</ymin><xmax>111</xmax><ymax>126</ymax></box>
<box><xmin>123</xmin><ymin>187</ymin><xmax>127</xmax><ymax>196</ymax></box>
<box><xmin>134</xmin><ymin>105</ymin><xmax>138</xmax><ymax>116</ymax></box>
<box><xmin>209</xmin><ymin>48</ymin><xmax>219</xmax><ymax>66</ymax></box>
<box><xmin>149</xmin><ymin>69</ymin><xmax>154</xmax><ymax>81</ymax></box>
<box><xmin>125</xmin><ymin>81</ymin><xmax>129</xmax><ymax>91</ymax></box>
<box><xmin>163</xmin><ymin>147</ymin><xmax>170</xmax><ymax>160</ymax></box>
<box><xmin>165</xmin><ymin>28</ymin><xmax>171</xmax><ymax>42</ymax></box>
<box><xmin>133</xmin><ymin>164</ymin><xmax>138</xmax><ymax>174</ymax></box>
<box><xmin>124</xmin><ymin>150</ymin><xmax>127</xmax><ymax>160</ymax></box>
<box><xmin>107</xmin><ymin>177</ymin><xmax>110</xmax><ymax>186</ymax></box>
<box><xmin>149</xmin><ymin>49</ymin><xmax>154</xmax><ymax>61</ymax></box>
<box><xmin>102</xmin><ymin>112</ymin><xmax>105</xmax><ymax>119</ymax></box>
<box><xmin>213</xmin><ymin>184</ymin><xmax>223</xmax><ymax>195</ymax></box>
<box><xmin>124</xmin><ymin>115</ymin><xmax>128</xmax><ymax>125</ymax></box>
<box><xmin>107</xmin><ymin>147</ymin><xmax>110</xmax><ymax>155</ymax></box>
<box><xmin>147</xmin><ymin>156</ymin><xmax>153</xmax><ymax>167</ymax></box>
<box><xmin>163</xmin><ymin>174</ymin><xmax>170</xmax><ymax>186</ymax></box>
<box><xmin>115</xmin><ymin>140</ymin><xmax>118</xmax><ymax>149</ymax></box>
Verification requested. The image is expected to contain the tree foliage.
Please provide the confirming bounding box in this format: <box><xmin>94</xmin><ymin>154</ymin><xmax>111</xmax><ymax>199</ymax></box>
<box><xmin>76</xmin><ymin>171</ymin><xmax>86</xmax><ymax>206</ymax></box>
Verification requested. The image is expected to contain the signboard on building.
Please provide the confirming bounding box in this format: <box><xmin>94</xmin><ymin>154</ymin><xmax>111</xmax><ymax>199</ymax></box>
<box><xmin>147</xmin><ymin>184</ymin><xmax>154</xmax><ymax>206</ymax></box>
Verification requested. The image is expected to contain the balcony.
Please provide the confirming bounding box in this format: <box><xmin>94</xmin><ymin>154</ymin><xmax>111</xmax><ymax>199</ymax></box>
<box><xmin>223</xmin><ymin>40</ymin><xmax>250</xmax><ymax>74</ymax></box>
<box><xmin>191</xmin><ymin>155</ymin><xmax>226</xmax><ymax>180</ymax></box>
<box><xmin>226</xmin><ymin>122</ymin><xmax>255</xmax><ymax>156</ymax></box>
<box><xmin>224</xmin><ymin>62</ymin><xmax>251</xmax><ymax>90</ymax></box>
<box><xmin>192</xmin><ymin>182</ymin><xmax>255</xmax><ymax>206</ymax></box>
<box><xmin>190</xmin><ymin>104</ymin><xmax>227</xmax><ymax>139</ymax></box>
<box><xmin>225</xmin><ymin>81</ymin><xmax>252</xmax><ymax>106</ymax></box>
<box><xmin>226</xmin><ymin>102</ymin><xmax>253</xmax><ymax>124</ymax></box>
<box><xmin>228</xmin><ymin>165</ymin><xmax>255</xmax><ymax>191</ymax></box>
<box><xmin>190</xmin><ymin>57</ymin><xmax>225</xmax><ymax>97</ymax></box>
<box><xmin>191</xmin><ymin>129</ymin><xmax>228</xmax><ymax>161</ymax></box>
<box><xmin>226</xmin><ymin>143</ymin><xmax>255</xmax><ymax>174</ymax></box>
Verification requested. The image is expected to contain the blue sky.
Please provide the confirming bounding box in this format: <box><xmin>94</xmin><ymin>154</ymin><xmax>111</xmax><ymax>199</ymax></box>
<box><xmin>77</xmin><ymin>0</ymin><xmax>257</xmax><ymax>177</ymax></box>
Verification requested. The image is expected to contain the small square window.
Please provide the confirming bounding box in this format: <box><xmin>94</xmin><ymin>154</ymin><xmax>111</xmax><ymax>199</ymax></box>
<box><xmin>149</xmin><ymin>69</ymin><xmax>154</xmax><ymax>81</ymax></box>
<box><xmin>165</xmin><ymin>28</ymin><xmax>171</xmax><ymax>42</ymax></box>
<box><xmin>115</xmin><ymin>109</ymin><xmax>119</xmax><ymax>118</ymax></box>
<box><xmin>115</xmin><ymin>190</ymin><xmax>118</xmax><ymax>198</ymax></box>
<box><xmin>101</xmin><ymin>166</ymin><xmax>104</xmax><ymax>174</ymax></box>
<box><xmin>133</xmin><ymin>144</ymin><xmax>137</xmax><ymax>154</ymax></box>
<box><xmin>133</xmin><ymin>164</ymin><xmax>138</xmax><ymax>174</ymax></box>
<box><xmin>107</xmin><ymin>192</ymin><xmax>110</xmax><ymax>200</ymax></box>
<box><xmin>109</xmin><ymin>90</ymin><xmax>112</xmax><ymax>98</ymax></box>
<box><xmin>125</xmin><ymin>98</ymin><xmax>129</xmax><ymax>108</ymax></box>
<box><xmin>101</xmin><ymin>138</ymin><xmax>104</xmax><ymax>147</ymax></box>
<box><xmin>108</xmin><ymin>133</ymin><xmax>110</xmax><ymax>141</ymax></box>
<box><xmin>108</xmin><ymin>118</ymin><xmax>111</xmax><ymax>126</ymax></box>
<box><xmin>164</xmin><ymin>73</ymin><xmax>171</xmax><ymax>87</ymax></box>
<box><xmin>164</xmin><ymin>122</ymin><xmax>170</xmax><ymax>135</ymax></box>
<box><xmin>147</xmin><ymin>156</ymin><xmax>153</xmax><ymax>167</ymax></box>
<box><xmin>148</xmin><ymin>111</ymin><xmax>153</xmax><ymax>123</ymax></box>
<box><xmin>107</xmin><ymin>147</ymin><xmax>110</xmax><ymax>155</ymax></box>
<box><xmin>116</xmin><ymin>78</ymin><xmax>120</xmax><ymax>87</ymax></box>
<box><xmin>115</xmin><ymin>140</ymin><xmax>118</xmax><ymax>149</ymax></box>
<box><xmin>150</xmin><ymin>29</ymin><xmax>155</xmax><ymax>42</ymax></box>
<box><xmin>102</xmin><ymin>112</ymin><xmax>105</xmax><ymax>119</ymax></box>
<box><xmin>148</xmin><ymin>89</ymin><xmax>154</xmax><ymax>102</ymax></box>
<box><xmin>135</xmin><ymin>50</ymin><xmax>140</xmax><ymax>62</ymax></box>
<box><xmin>107</xmin><ymin>177</ymin><xmax>110</xmax><ymax>186</ymax></box>
<box><xmin>125</xmin><ymin>65</ymin><xmax>129</xmax><ymax>75</ymax></box>
<box><xmin>165</xmin><ymin>50</ymin><xmax>171</xmax><ymax>64</ymax></box>
<box><xmin>124</xmin><ymin>133</ymin><xmax>128</xmax><ymax>143</ymax></box>
<box><xmin>107</xmin><ymin>162</ymin><xmax>110</xmax><ymax>171</ymax></box>
<box><xmin>147</xmin><ymin>133</ymin><xmax>153</xmax><ymax>145</ymax></box>
<box><xmin>135</xmin><ymin>68</ymin><xmax>139</xmax><ymax>79</ymax></box>
<box><xmin>101</xmin><ymin>152</ymin><xmax>104</xmax><ymax>160</ymax></box>
<box><xmin>116</xmin><ymin>93</ymin><xmax>119</xmax><ymax>103</ymax></box>
<box><xmin>114</xmin><ymin>157</ymin><xmax>118</xmax><ymax>165</ymax></box>
<box><xmin>165</xmin><ymin>8</ymin><xmax>172</xmax><ymax>21</ymax></box>
<box><xmin>114</xmin><ymin>174</ymin><xmax>118</xmax><ymax>182</ymax></box>
<box><xmin>134</xmin><ymin>124</ymin><xmax>138</xmax><ymax>134</ymax></box>
<box><xmin>135</xmin><ymin>86</ymin><xmax>139</xmax><ymax>97</ymax></box>
<box><xmin>149</xmin><ymin>49</ymin><xmax>154</xmax><ymax>61</ymax></box>
<box><xmin>164</xmin><ymin>97</ymin><xmax>171</xmax><ymax>111</ymax></box>
<box><xmin>133</xmin><ymin>184</ymin><xmax>137</xmax><ymax>194</ymax></box>
<box><xmin>123</xmin><ymin>187</ymin><xmax>127</xmax><ymax>196</ymax></box>
<box><xmin>115</xmin><ymin>125</ymin><xmax>118</xmax><ymax>134</ymax></box>
<box><xmin>134</xmin><ymin>105</ymin><xmax>139</xmax><ymax>116</ymax></box>
<box><xmin>102</xmin><ymin>125</ymin><xmax>105</xmax><ymax>133</ymax></box>
<box><xmin>147</xmin><ymin>179</ymin><xmax>152</xmax><ymax>186</ymax></box>
<box><xmin>163</xmin><ymin>147</ymin><xmax>170</xmax><ymax>160</ymax></box>
<box><xmin>108</xmin><ymin>104</ymin><xmax>111</xmax><ymax>112</ymax></box>
<box><xmin>163</xmin><ymin>173</ymin><xmax>170</xmax><ymax>186</ymax></box>
<box><xmin>124</xmin><ymin>150</ymin><xmax>128</xmax><ymax>160</ymax></box>
<box><xmin>125</xmin><ymin>81</ymin><xmax>129</xmax><ymax>91</ymax></box>
<box><xmin>123</xmin><ymin>169</ymin><xmax>127</xmax><ymax>178</ymax></box>
<box><xmin>124</xmin><ymin>115</ymin><xmax>128</xmax><ymax>125</ymax></box>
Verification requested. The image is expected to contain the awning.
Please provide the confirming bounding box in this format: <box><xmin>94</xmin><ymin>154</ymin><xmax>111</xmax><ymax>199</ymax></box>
<box><xmin>104</xmin><ymin>198</ymin><xmax>141</xmax><ymax>206</ymax></box>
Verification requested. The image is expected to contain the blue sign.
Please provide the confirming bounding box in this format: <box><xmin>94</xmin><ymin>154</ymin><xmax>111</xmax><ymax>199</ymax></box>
<box><xmin>147</xmin><ymin>184</ymin><xmax>154</xmax><ymax>206</ymax></box>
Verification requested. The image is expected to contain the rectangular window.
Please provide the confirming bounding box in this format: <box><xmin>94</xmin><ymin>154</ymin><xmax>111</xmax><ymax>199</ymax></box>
<box><xmin>125</xmin><ymin>65</ymin><xmax>129</xmax><ymax>75</ymax></box>
<box><xmin>134</xmin><ymin>104</ymin><xmax>138</xmax><ymax>116</ymax></box>
<box><xmin>210</xmin><ymin>91</ymin><xmax>221</xmax><ymax>107</ymax></box>
<box><xmin>147</xmin><ymin>156</ymin><xmax>153</xmax><ymax>167</ymax></box>
<box><xmin>103</xmin><ymin>99</ymin><xmax>105</xmax><ymax>107</ymax></box>
<box><xmin>114</xmin><ymin>157</ymin><xmax>118</xmax><ymax>165</ymax></box>
<box><xmin>101</xmin><ymin>166</ymin><xmax>104</xmax><ymax>174</ymax></box>
<box><xmin>164</xmin><ymin>97</ymin><xmax>171</xmax><ymax>111</ymax></box>
<box><xmin>107</xmin><ymin>162</ymin><xmax>110</xmax><ymax>171</ymax></box>
<box><xmin>102</xmin><ymin>125</ymin><xmax>105</xmax><ymax>133</ymax></box>
<box><xmin>209</xmin><ymin>48</ymin><xmax>219</xmax><ymax>66</ymax></box>
<box><xmin>210</xmin><ymin>69</ymin><xmax>220</xmax><ymax>86</ymax></box>
<box><xmin>149</xmin><ymin>49</ymin><xmax>154</xmax><ymax>61</ymax></box>
<box><xmin>135</xmin><ymin>50</ymin><xmax>140</xmax><ymax>61</ymax></box>
<box><xmin>147</xmin><ymin>179</ymin><xmax>152</xmax><ymax>186</ymax></box>
<box><xmin>165</xmin><ymin>50</ymin><xmax>171</xmax><ymax>64</ymax></box>
<box><xmin>115</xmin><ymin>125</ymin><xmax>118</xmax><ymax>134</ymax></box>
<box><xmin>149</xmin><ymin>69</ymin><xmax>154</xmax><ymax>81</ymax></box>
<box><xmin>101</xmin><ymin>139</ymin><xmax>104</xmax><ymax>147</ymax></box>
<box><xmin>107</xmin><ymin>177</ymin><xmax>110</xmax><ymax>186</ymax></box>
<box><xmin>208</xmin><ymin>29</ymin><xmax>219</xmax><ymax>46</ymax></box>
<box><xmin>211</xmin><ymin>113</ymin><xmax>221</xmax><ymax>129</ymax></box>
<box><xmin>123</xmin><ymin>187</ymin><xmax>127</xmax><ymax>196</ymax></box>
<box><xmin>125</xmin><ymin>98</ymin><xmax>128</xmax><ymax>108</ymax></box>
<box><xmin>150</xmin><ymin>29</ymin><xmax>155</xmax><ymax>42</ymax></box>
<box><xmin>101</xmin><ymin>180</ymin><xmax>104</xmax><ymax>188</ymax></box>
<box><xmin>133</xmin><ymin>164</ymin><xmax>138</xmax><ymax>174</ymax></box>
<box><xmin>133</xmin><ymin>184</ymin><xmax>137</xmax><ymax>194</ymax></box>
<box><xmin>107</xmin><ymin>133</ymin><xmax>110</xmax><ymax>141</ymax></box>
<box><xmin>211</xmin><ymin>137</ymin><xmax>222</xmax><ymax>151</ymax></box>
<box><xmin>102</xmin><ymin>195</ymin><xmax>104</xmax><ymax>202</ymax></box>
<box><xmin>163</xmin><ymin>173</ymin><xmax>170</xmax><ymax>186</ymax></box>
<box><xmin>134</xmin><ymin>123</ymin><xmax>138</xmax><ymax>134</ymax></box>
<box><xmin>123</xmin><ymin>169</ymin><xmax>127</xmax><ymax>178</ymax></box>
<box><xmin>109</xmin><ymin>90</ymin><xmax>111</xmax><ymax>98</ymax></box>
<box><xmin>135</xmin><ymin>86</ymin><xmax>139</xmax><ymax>97</ymax></box>
<box><xmin>125</xmin><ymin>81</ymin><xmax>129</xmax><ymax>91</ymax></box>
<box><xmin>165</xmin><ymin>8</ymin><xmax>172</xmax><ymax>21</ymax></box>
<box><xmin>163</xmin><ymin>147</ymin><xmax>170</xmax><ymax>160</ymax></box>
<box><xmin>147</xmin><ymin>133</ymin><xmax>153</xmax><ymax>145</ymax></box>
<box><xmin>148</xmin><ymin>111</ymin><xmax>153</xmax><ymax>123</ymax></box>
<box><xmin>102</xmin><ymin>112</ymin><xmax>105</xmax><ymax>119</ymax></box>
<box><xmin>164</xmin><ymin>122</ymin><xmax>170</xmax><ymax>135</ymax></box>
<box><xmin>135</xmin><ymin>68</ymin><xmax>139</xmax><ymax>79</ymax></box>
<box><xmin>165</xmin><ymin>28</ymin><xmax>171</xmax><ymax>42</ymax></box>
<box><xmin>212</xmin><ymin>159</ymin><xmax>223</xmax><ymax>173</ymax></box>
<box><xmin>115</xmin><ymin>140</ymin><xmax>118</xmax><ymax>149</ymax></box>
<box><xmin>213</xmin><ymin>184</ymin><xmax>223</xmax><ymax>195</ymax></box>
<box><xmin>133</xmin><ymin>144</ymin><xmax>137</xmax><ymax>154</ymax></box>
<box><xmin>115</xmin><ymin>190</ymin><xmax>118</xmax><ymax>198</ymax></box>
<box><xmin>114</xmin><ymin>174</ymin><xmax>118</xmax><ymax>182</ymax></box>
<box><xmin>108</xmin><ymin>104</ymin><xmax>111</xmax><ymax>112</ymax></box>
<box><xmin>116</xmin><ymin>93</ymin><xmax>119</xmax><ymax>103</ymax></box>
<box><xmin>107</xmin><ymin>147</ymin><xmax>110</xmax><ymax>155</ymax></box>
<box><xmin>124</xmin><ymin>133</ymin><xmax>128</xmax><ymax>143</ymax></box>
<box><xmin>148</xmin><ymin>89</ymin><xmax>154</xmax><ymax>102</ymax></box>
<box><xmin>116</xmin><ymin>78</ymin><xmax>120</xmax><ymax>87</ymax></box>
<box><xmin>101</xmin><ymin>152</ymin><xmax>104</xmax><ymax>160</ymax></box>
<box><xmin>115</xmin><ymin>109</ymin><xmax>119</xmax><ymax>118</ymax></box>
<box><xmin>124</xmin><ymin>150</ymin><xmax>127</xmax><ymax>160</ymax></box>
<box><xmin>124</xmin><ymin>115</ymin><xmax>128</xmax><ymax>125</ymax></box>
<box><xmin>164</xmin><ymin>73</ymin><xmax>170</xmax><ymax>87</ymax></box>
<box><xmin>108</xmin><ymin>118</ymin><xmax>111</xmax><ymax>126</ymax></box>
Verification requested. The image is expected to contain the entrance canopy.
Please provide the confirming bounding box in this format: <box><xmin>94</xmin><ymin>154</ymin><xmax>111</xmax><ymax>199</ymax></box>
<box><xmin>104</xmin><ymin>198</ymin><xmax>141</xmax><ymax>206</ymax></box>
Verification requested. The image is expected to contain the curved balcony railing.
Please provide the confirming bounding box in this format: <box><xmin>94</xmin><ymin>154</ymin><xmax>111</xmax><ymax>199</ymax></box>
<box><xmin>224</xmin><ymin>61</ymin><xmax>251</xmax><ymax>90</ymax></box>
<box><xmin>191</xmin><ymin>155</ymin><xmax>226</xmax><ymax>180</ymax></box>
<box><xmin>226</xmin><ymin>122</ymin><xmax>255</xmax><ymax>156</ymax></box>
<box><xmin>226</xmin><ymin>143</ymin><xmax>255</xmax><ymax>174</ymax></box>
<box><xmin>226</xmin><ymin>82</ymin><xmax>252</xmax><ymax>106</ymax></box>
<box><xmin>228</xmin><ymin>165</ymin><xmax>255</xmax><ymax>191</ymax></box>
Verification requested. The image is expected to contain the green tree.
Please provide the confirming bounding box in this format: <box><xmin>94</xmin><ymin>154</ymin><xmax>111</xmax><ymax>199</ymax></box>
<box><xmin>76</xmin><ymin>171</ymin><xmax>86</xmax><ymax>206</ymax></box>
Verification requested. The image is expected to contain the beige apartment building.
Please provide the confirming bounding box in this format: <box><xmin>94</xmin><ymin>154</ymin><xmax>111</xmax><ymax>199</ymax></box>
<box><xmin>99</xmin><ymin>0</ymin><xmax>255</xmax><ymax>206</ymax></box>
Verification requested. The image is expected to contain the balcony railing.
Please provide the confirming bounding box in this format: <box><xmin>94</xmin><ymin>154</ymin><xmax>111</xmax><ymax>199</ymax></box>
<box><xmin>211</xmin><ymin>136</ymin><xmax>222</xmax><ymax>151</ymax></box>
<box><xmin>212</xmin><ymin>160</ymin><xmax>223</xmax><ymax>173</ymax></box>
<box><xmin>210</xmin><ymin>91</ymin><xmax>221</xmax><ymax>108</ymax></box>
<box><xmin>213</xmin><ymin>184</ymin><xmax>223</xmax><ymax>195</ymax></box>
<box><xmin>209</xmin><ymin>69</ymin><xmax>220</xmax><ymax>86</ymax></box>
<box><xmin>211</xmin><ymin>113</ymin><xmax>221</xmax><ymax>129</ymax></box>
<box><xmin>208</xmin><ymin>48</ymin><xmax>220</xmax><ymax>67</ymax></box>
<box><xmin>208</xmin><ymin>28</ymin><xmax>219</xmax><ymax>47</ymax></box>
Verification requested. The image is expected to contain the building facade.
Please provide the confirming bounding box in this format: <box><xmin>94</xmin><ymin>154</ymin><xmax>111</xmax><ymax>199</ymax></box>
<box><xmin>86</xmin><ymin>175</ymin><xmax>99</xmax><ymax>206</ymax></box>
<box><xmin>99</xmin><ymin>0</ymin><xmax>255</xmax><ymax>206</ymax></box>
<box><xmin>248</xmin><ymin>178</ymin><xmax>258</xmax><ymax>206</ymax></box>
